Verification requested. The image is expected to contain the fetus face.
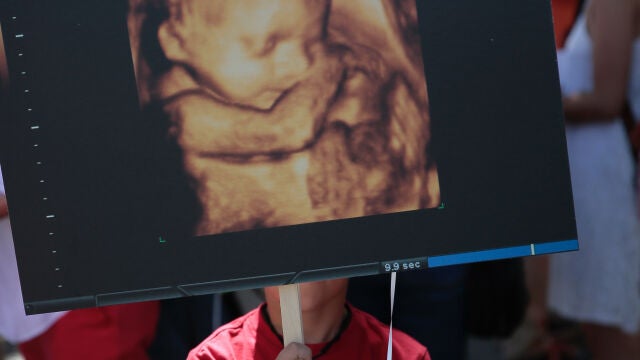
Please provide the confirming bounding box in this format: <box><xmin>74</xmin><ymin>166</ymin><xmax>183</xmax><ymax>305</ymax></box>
<box><xmin>159</xmin><ymin>0</ymin><xmax>329</xmax><ymax>109</ymax></box>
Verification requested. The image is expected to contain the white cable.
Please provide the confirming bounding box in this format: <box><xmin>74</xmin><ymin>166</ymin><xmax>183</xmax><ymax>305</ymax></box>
<box><xmin>386</xmin><ymin>272</ymin><xmax>397</xmax><ymax>360</ymax></box>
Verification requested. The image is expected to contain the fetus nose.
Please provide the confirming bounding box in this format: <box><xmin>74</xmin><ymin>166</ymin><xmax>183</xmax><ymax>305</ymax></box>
<box><xmin>274</xmin><ymin>41</ymin><xmax>312</xmax><ymax>85</ymax></box>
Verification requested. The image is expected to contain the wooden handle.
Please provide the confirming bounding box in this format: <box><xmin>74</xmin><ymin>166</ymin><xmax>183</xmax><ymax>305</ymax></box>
<box><xmin>278</xmin><ymin>284</ymin><xmax>304</xmax><ymax>345</ymax></box>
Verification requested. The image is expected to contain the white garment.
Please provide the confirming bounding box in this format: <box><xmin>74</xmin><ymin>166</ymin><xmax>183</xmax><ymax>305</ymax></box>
<box><xmin>0</xmin><ymin>168</ymin><xmax>66</xmax><ymax>343</ymax></box>
<box><xmin>548</xmin><ymin>15</ymin><xmax>640</xmax><ymax>334</ymax></box>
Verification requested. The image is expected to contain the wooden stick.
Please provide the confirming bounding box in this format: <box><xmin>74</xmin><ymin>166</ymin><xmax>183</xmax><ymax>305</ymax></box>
<box><xmin>278</xmin><ymin>284</ymin><xmax>304</xmax><ymax>345</ymax></box>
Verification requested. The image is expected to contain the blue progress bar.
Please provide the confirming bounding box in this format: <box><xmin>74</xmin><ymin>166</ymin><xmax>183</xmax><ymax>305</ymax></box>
<box><xmin>533</xmin><ymin>239</ymin><xmax>579</xmax><ymax>255</ymax></box>
<box><xmin>428</xmin><ymin>239</ymin><xmax>578</xmax><ymax>267</ymax></box>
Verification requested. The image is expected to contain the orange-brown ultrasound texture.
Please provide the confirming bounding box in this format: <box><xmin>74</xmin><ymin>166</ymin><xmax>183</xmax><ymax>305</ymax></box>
<box><xmin>127</xmin><ymin>0</ymin><xmax>440</xmax><ymax>235</ymax></box>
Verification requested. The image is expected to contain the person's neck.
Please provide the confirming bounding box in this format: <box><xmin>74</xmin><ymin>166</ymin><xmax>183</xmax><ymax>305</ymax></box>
<box><xmin>266</xmin><ymin>299</ymin><xmax>347</xmax><ymax>344</ymax></box>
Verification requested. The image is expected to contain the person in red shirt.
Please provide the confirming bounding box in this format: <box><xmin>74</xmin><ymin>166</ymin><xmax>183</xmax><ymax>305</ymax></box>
<box><xmin>18</xmin><ymin>303</ymin><xmax>159</xmax><ymax>360</ymax></box>
<box><xmin>188</xmin><ymin>279</ymin><xmax>430</xmax><ymax>360</ymax></box>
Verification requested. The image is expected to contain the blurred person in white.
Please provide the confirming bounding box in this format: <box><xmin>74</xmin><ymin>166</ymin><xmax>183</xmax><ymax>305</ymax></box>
<box><xmin>548</xmin><ymin>0</ymin><xmax>640</xmax><ymax>358</ymax></box>
<box><xmin>0</xmin><ymin>168</ymin><xmax>68</xmax><ymax>352</ymax></box>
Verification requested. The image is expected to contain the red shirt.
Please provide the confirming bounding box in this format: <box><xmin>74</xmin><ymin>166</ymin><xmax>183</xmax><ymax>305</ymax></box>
<box><xmin>188</xmin><ymin>303</ymin><xmax>430</xmax><ymax>360</ymax></box>
<box><xmin>551</xmin><ymin>0</ymin><xmax>581</xmax><ymax>48</ymax></box>
<box><xmin>18</xmin><ymin>302</ymin><xmax>159</xmax><ymax>360</ymax></box>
